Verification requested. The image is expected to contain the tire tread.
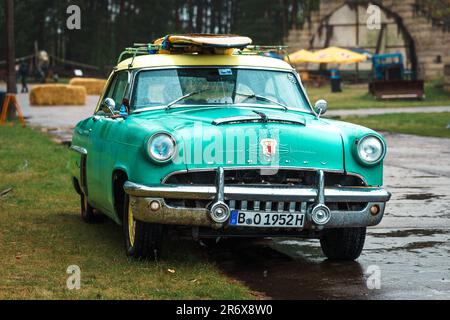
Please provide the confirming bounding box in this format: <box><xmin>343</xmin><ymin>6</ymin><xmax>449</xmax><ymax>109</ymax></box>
<box><xmin>320</xmin><ymin>227</ymin><xmax>366</xmax><ymax>261</ymax></box>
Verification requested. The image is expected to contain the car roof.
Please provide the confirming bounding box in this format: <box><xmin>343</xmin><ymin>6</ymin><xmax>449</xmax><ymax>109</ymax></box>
<box><xmin>116</xmin><ymin>54</ymin><xmax>294</xmax><ymax>71</ymax></box>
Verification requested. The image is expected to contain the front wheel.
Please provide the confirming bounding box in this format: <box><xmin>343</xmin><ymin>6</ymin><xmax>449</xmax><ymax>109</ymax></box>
<box><xmin>123</xmin><ymin>195</ymin><xmax>165</xmax><ymax>260</ymax></box>
<box><xmin>320</xmin><ymin>227</ymin><xmax>366</xmax><ymax>261</ymax></box>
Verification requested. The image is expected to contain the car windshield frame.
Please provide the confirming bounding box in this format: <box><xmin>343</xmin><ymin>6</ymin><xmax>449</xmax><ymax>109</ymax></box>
<box><xmin>129</xmin><ymin>66</ymin><xmax>314</xmax><ymax>115</ymax></box>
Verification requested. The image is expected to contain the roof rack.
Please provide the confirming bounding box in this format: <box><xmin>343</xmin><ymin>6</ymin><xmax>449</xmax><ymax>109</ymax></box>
<box><xmin>239</xmin><ymin>45</ymin><xmax>288</xmax><ymax>55</ymax></box>
<box><xmin>117</xmin><ymin>36</ymin><xmax>289</xmax><ymax>67</ymax></box>
<box><xmin>117</xmin><ymin>43</ymin><xmax>162</xmax><ymax>66</ymax></box>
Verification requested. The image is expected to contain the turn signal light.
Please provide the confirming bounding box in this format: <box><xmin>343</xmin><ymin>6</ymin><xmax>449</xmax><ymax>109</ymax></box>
<box><xmin>370</xmin><ymin>205</ymin><xmax>380</xmax><ymax>216</ymax></box>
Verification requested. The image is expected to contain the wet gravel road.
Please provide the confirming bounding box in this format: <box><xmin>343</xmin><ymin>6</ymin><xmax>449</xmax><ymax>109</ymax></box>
<box><xmin>210</xmin><ymin>133</ymin><xmax>450</xmax><ymax>300</ymax></box>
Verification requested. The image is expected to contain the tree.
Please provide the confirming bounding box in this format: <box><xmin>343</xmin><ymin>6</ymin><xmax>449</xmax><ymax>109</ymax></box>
<box><xmin>0</xmin><ymin>0</ymin><xmax>317</xmax><ymax>75</ymax></box>
<box><xmin>232</xmin><ymin>0</ymin><xmax>285</xmax><ymax>44</ymax></box>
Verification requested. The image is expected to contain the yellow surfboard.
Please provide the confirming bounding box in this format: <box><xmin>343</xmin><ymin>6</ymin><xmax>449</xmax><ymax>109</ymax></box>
<box><xmin>154</xmin><ymin>34</ymin><xmax>253</xmax><ymax>50</ymax></box>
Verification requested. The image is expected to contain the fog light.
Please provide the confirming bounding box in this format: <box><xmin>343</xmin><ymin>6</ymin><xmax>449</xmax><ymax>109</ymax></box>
<box><xmin>311</xmin><ymin>204</ymin><xmax>331</xmax><ymax>226</ymax></box>
<box><xmin>370</xmin><ymin>205</ymin><xmax>380</xmax><ymax>216</ymax></box>
<box><xmin>210</xmin><ymin>202</ymin><xmax>230</xmax><ymax>224</ymax></box>
<box><xmin>149</xmin><ymin>200</ymin><xmax>161</xmax><ymax>212</ymax></box>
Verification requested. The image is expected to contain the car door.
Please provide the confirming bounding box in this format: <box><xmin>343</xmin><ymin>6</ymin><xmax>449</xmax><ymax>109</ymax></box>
<box><xmin>86</xmin><ymin>71</ymin><xmax>130</xmax><ymax>213</ymax></box>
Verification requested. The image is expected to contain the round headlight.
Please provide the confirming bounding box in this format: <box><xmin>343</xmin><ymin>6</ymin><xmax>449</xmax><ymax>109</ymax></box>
<box><xmin>147</xmin><ymin>133</ymin><xmax>176</xmax><ymax>163</ymax></box>
<box><xmin>357</xmin><ymin>135</ymin><xmax>385</xmax><ymax>165</ymax></box>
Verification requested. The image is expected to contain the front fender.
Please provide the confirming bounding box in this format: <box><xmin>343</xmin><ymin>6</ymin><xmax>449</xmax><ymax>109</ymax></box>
<box><xmin>327</xmin><ymin>119</ymin><xmax>385</xmax><ymax>187</ymax></box>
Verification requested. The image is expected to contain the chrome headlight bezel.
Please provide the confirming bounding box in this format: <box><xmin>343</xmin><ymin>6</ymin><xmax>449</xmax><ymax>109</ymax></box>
<box><xmin>354</xmin><ymin>134</ymin><xmax>386</xmax><ymax>166</ymax></box>
<box><xmin>146</xmin><ymin>132</ymin><xmax>177</xmax><ymax>164</ymax></box>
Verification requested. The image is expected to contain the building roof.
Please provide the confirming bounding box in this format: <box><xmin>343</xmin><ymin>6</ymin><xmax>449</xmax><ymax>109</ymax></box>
<box><xmin>116</xmin><ymin>54</ymin><xmax>294</xmax><ymax>71</ymax></box>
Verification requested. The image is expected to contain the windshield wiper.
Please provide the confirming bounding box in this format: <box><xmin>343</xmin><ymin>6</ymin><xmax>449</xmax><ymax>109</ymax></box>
<box><xmin>236</xmin><ymin>92</ymin><xmax>289</xmax><ymax>111</ymax></box>
<box><xmin>253</xmin><ymin>110</ymin><xmax>268</xmax><ymax>123</ymax></box>
<box><xmin>165</xmin><ymin>89</ymin><xmax>208</xmax><ymax>111</ymax></box>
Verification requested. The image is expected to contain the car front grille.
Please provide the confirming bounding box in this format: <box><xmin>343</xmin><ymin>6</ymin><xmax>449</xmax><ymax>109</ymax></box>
<box><xmin>163</xmin><ymin>169</ymin><xmax>368</xmax><ymax>213</ymax></box>
<box><xmin>164</xmin><ymin>168</ymin><xmax>366</xmax><ymax>187</ymax></box>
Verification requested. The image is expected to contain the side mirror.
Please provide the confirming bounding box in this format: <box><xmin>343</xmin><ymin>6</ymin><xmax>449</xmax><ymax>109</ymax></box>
<box><xmin>102</xmin><ymin>98</ymin><xmax>116</xmax><ymax>115</ymax></box>
<box><xmin>314</xmin><ymin>99</ymin><xmax>328</xmax><ymax>118</ymax></box>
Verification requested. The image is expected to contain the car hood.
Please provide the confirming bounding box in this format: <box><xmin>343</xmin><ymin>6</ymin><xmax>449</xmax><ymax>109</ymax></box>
<box><xmin>132</xmin><ymin>107</ymin><xmax>345</xmax><ymax>172</ymax></box>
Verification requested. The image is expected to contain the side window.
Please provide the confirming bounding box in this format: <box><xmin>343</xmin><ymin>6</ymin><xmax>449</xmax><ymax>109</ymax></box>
<box><xmin>103</xmin><ymin>71</ymin><xmax>129</xmax><ymax>110</ymax></box>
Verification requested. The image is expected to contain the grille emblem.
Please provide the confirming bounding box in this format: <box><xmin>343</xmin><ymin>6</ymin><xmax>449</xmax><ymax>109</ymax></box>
<box><xmin>260</xmin><ymin>139</ymin><xmax>278</xmax><ymax>157</ymax></box>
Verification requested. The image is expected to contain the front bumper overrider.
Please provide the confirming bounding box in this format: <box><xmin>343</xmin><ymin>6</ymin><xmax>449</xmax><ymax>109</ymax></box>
<box><xmin>124</xmin><ymin>168</ymin><xmax>391</xmax><ymax>230</ymax></box>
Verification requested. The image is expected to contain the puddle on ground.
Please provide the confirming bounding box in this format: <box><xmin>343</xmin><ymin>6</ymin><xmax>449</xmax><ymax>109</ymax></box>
<box><xmin>369</xmin><ymin>229</ymin><xmax>448</xmax><ymax>238</ymax></box>
<box><xmin>389</xmin><ymin>186</ymin><xmax>430</xmax><ymax>189</ymax></box>
<box><xmin>402</xmin><ymin>241</ymin><xmax>446</xmax><ymax>251</ymax></box>
<box><xmin>367</xmin><ymin>229</ymin><xmax>450</xmax><ymax>252</ymax></box>
<box><xmin>402</xmin><ymin>193</ymin><xmax>444</xmax><ymax>200</ymax></box>
<box><xmin>411</xmin><ymin>176</ymin><xmax>440</xmax><ymax>179</ymax></box>
<box><xmin>207</xmin><ymin>228</ymin><xmax>450</xmax><ymax>299</ymax></box>
<box><xmin>207</xmin><ymin>239</ymin><xmax>371</xmax><ymax>300</ymax></box>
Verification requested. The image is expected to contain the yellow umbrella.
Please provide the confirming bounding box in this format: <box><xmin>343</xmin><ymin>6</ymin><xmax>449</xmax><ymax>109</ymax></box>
<box><xmin>285</xmin><ymin>49</ymin><xmax>315</xmax><ymax>64</ymax></box>
<box><xmin>308</xmin><ymin>47</ymin><xmax>367</xmax><ymax>64</ymax></box>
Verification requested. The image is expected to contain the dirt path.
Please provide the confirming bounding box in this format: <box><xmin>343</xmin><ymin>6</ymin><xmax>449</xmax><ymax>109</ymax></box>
<box><xmin>16</xmin><ymin>90</ymin><xmax>98</xmax><ymax>129</ymax></box>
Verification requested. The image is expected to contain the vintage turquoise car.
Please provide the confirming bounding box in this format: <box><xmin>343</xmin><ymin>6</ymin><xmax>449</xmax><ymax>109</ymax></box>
<box><xmin>70</xmin><ymin>35</ymin><xmax>391</xmax><ymax>261</ymax></box>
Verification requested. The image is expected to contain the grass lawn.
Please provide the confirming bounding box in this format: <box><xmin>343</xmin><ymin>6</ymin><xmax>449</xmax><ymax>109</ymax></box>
<box><xmin>0</xmin><ymin>125</ymin><xmax>253</xmax><ymax>300</ymax></box>
<box><xmin>342</xmin><ymin>112</ymin><xmax>450</xmax><ymax>139</ymax></box>
<box><xmin>306</xmin><ymin>80</ymin><xmax>450</xmax><ymax>110</ymax></box>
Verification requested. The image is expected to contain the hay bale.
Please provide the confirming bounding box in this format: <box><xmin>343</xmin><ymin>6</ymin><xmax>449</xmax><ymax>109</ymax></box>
<box><xmin>30</xmin><ymin>85</ymin><xmax>86</xmax><ymax>106</ymax></box>
<box><xmin>69</xmin><ymin>77</ymin><xmax>107</xmax><ymax>95</ymax></box>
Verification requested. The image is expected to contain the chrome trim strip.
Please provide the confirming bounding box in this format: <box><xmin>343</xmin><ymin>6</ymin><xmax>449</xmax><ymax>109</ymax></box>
<box><xmin>162</xmin><ymin>169</ymin><xmax>189</xmax><ymax>183</ymax></box>
<box><xmin>70</xmin><ymin>145</ymin><xmax>87</xmax><ymax>155</ymax></box>
<box><xmin>124</xmin><ymin>181</ymin><xmax>391</xmax><ymax>203</ymax></box>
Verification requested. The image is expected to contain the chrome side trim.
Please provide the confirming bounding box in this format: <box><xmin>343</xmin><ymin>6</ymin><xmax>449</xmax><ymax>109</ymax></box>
<box><xmin>70</xmin><ymin>145</ymin><xmax>87</xmax><ymax>155</ymax></box>
<box><xmin>124</xmin><ymin>181</ymin><xmax>391</xmax><ymax>203</ymax></box>
<box><xmin>161</xmin><ymin>169</ymin><xmax>189</xmax><ymax>183</ymax></box>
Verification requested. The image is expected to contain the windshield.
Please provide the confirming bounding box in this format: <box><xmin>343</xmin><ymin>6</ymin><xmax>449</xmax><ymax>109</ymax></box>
<box><xmin>131</xmin><ymin>68</ymin><xmax>311</xmax><ymax>112</ymax></box>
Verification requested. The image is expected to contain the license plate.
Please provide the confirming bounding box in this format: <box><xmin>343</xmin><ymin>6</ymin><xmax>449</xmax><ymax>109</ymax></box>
<box><xmin>229</xmin><ymin>210</ymin><xmax>305</xmax><ymax>228</ymax></box>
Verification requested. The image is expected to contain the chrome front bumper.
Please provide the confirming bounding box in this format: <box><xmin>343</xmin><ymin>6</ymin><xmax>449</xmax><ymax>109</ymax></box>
<box><xmin>124</xmin><ymin>168</ymin><xmax>391</xmax><ymax>230</ymax></box>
